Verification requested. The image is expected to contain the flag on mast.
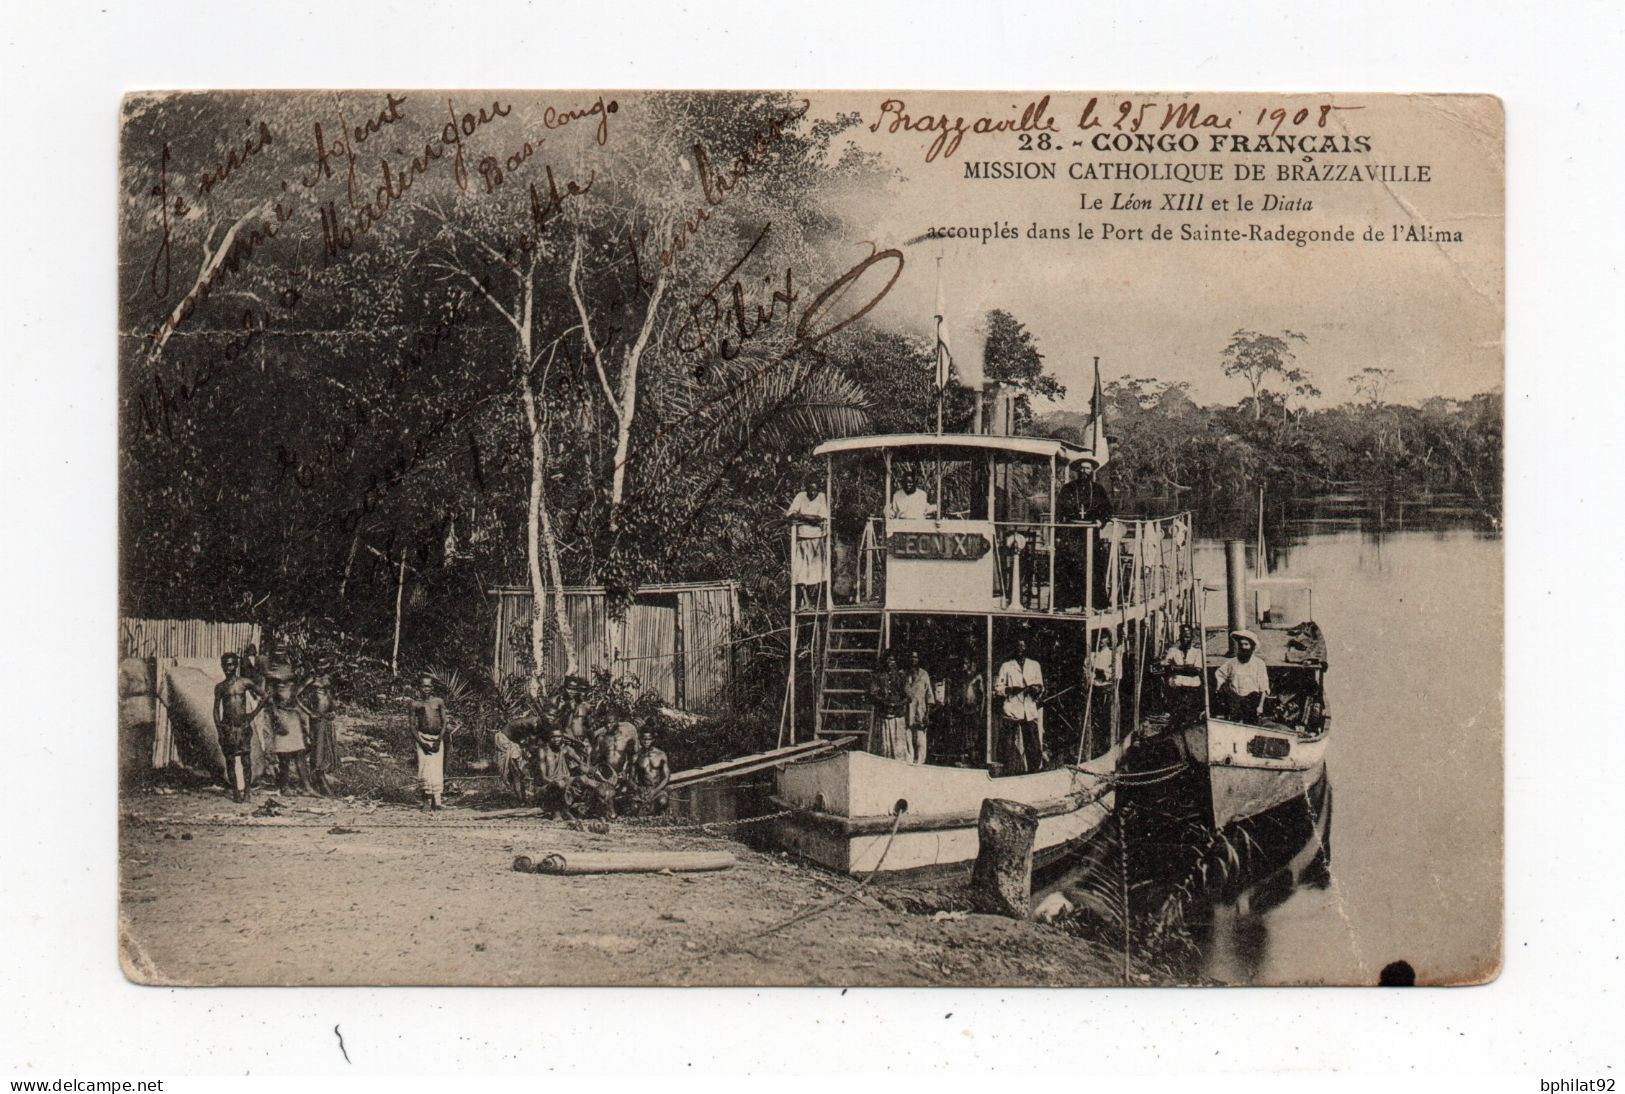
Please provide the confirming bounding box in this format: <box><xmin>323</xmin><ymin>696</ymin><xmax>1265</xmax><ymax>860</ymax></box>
<box><xmin>934</xmin><ymin>257</ymin><xmax>950</xmax><ymax>390</ymax></box>
<box><xmin>1087</xmin><ymin>356</ymin><xmax>1111</xmax><ymax>466</ymax></box>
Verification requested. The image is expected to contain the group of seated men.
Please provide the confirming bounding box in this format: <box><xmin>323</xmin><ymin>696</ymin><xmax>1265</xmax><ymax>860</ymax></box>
<box><xmin>493</xmin><ymin>675</ymin><xmax>671</xmax><ymax>821</ymax></box>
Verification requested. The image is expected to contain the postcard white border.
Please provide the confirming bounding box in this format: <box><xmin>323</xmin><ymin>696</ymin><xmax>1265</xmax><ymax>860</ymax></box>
<box><xmin>3</xmin><ymin>0</ymin><xmax>1619</xmax><ymax>1079</ymax></box>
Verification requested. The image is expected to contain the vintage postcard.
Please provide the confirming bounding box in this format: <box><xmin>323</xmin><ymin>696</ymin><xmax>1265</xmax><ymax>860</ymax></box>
<box><xmin>117</xmin><ymin>90</ymin><xmax>1503</xmax><ymax>986</ymax></box>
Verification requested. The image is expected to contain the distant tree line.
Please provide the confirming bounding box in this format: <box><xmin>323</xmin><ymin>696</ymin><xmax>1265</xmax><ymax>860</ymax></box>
<box><xmin>1041</xmin><ymin>332</ymin><xmax>1502</xmax><ymax>533</ymax></box>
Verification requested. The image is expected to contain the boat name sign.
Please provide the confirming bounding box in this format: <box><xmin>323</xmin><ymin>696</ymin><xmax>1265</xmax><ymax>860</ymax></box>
<box><xmin>888</xmin><ymin>530</ymin><xmax>992</xmax><ymax>561</ymax></box>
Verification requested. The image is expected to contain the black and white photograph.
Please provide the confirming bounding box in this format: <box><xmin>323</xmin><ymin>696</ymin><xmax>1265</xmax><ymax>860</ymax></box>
<box><xmin>13</xmin><ymin>0</ymin><xmax>1625</xmax><ymax>1077</ymax></box>
<box><xmin>112</xmin><ymin>88</ymin><xmax>1504</xmax><ymax>988</ymax></box>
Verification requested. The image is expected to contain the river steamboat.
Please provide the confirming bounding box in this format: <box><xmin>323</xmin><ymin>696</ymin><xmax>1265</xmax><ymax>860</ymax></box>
<box><xmin>770</xmin><ymin>393</ymin><xmax>1203</xmax><ymax>876</ymax></box>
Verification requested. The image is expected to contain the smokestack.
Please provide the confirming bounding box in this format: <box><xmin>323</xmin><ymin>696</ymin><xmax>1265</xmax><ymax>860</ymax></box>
<box><xmin>1224</xmin><ymin>538</ymin><xmax>1248</xmax><ymax>652</ymax></box>
<box><xmin>985</xmin><ymin>382</ymin><xmax>1015</xmax><ymax>436</ymax></box>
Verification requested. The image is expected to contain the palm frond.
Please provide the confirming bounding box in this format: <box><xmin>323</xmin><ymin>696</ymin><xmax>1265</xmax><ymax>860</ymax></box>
<box><xmin>482</xmin><ymin>668</ymin><xmax>544</xmax><ymax>723</ymax></box>
<box><xmin>426</xmin><ymin>665</ymin><xmax>473</xmax><ymax>704</ymax></box>
<box><xmin>683</xmin><ymin>357</ymin><xmax>873</xmax><ymax>455</ymax></box>
<box><xmin>1058</xmin><ymin>828</ymin><xmax>1130</xmax><ymax>931</ymax></box>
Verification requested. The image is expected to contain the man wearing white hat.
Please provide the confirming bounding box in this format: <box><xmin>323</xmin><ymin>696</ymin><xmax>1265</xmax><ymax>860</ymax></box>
<box><xmin>1215</xmin><ymin>630</ymin><xmax>1270</xmax><ymax>724</ymax></box>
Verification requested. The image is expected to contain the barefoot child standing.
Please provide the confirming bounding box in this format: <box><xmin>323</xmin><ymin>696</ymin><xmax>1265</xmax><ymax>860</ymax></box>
<box><xmin>266</xmin><ymin>670</ymin><xmax>317</xmax><ymax>796</ymax></box>
<box><xmin>410</xmin><ymin>673</ymin><xmax>448</xmax><ymax>811</ymax></box>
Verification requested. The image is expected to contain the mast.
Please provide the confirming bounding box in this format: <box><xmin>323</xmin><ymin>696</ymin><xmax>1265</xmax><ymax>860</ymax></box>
<box><xmin>934</xmin><ymin>256</ymin><xmax>947</xmax><ymax>435</ymax></box>
<box><xmin>1047</xmin><ymin>452</ymin><xmax>1057</xmax><ymax>609</ymax></box>
<box><xmin>787</xmin><ymin>523</ymin><xmax>798</xmax><ymax>743</ymax></box>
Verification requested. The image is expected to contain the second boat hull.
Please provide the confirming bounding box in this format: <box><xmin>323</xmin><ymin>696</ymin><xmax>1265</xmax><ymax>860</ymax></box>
<box><xmin>1180</xmin><ymin>717</ymin><xmax>1329</xmax><ymax>829</ymax></box>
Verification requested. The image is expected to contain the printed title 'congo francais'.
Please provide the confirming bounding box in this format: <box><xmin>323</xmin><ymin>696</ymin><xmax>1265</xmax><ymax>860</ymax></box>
<box><xmin>1088</xmin><ymin>132</ymin><xmax>1371</xmax><ymax>154</ymax></box>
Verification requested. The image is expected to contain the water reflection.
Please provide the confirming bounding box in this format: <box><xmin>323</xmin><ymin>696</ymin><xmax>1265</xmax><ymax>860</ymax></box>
<box><xmin>1035</xmin><ymin>748</ymin><xmax>1334</xmax><ymax>985</ymax></box>
<box><xmin>1190</xmin><ymin>489</ymin><xmax>1501</xmax><ymax>549</ymax></box>
<box><xmin>1140</xmin><ymin>769</ymin><xmax>1332</xmax><ymax>985</ymax></box>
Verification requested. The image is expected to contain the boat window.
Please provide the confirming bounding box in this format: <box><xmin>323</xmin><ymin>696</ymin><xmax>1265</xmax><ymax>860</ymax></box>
<box><xmin>992</xmin><ymin>461</ymin><xmax>1051</xmax><ymax>524</ymax></box>
<box><xmin>830</xmin><ymin>451</ymin><xmax>886</xmax><ymax>533</ymax></box>
<box><xmin>935</xmin><ymin>457</ymin><xmax>989</xmax><ymax>520</ymax></box>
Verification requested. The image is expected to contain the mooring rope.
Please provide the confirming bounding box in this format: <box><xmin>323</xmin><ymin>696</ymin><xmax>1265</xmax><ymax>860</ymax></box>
<box><xmin>1113</xmin><ymin>761</ymin><xmax>1189</xmax><ymax>787</ymax></box>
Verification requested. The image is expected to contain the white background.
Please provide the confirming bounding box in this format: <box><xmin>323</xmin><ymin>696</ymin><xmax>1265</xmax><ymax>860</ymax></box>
<box><xmin>2</xmin><ymin>0</ymin><xmax>1621</xmax><ymax>1079</ymax></box>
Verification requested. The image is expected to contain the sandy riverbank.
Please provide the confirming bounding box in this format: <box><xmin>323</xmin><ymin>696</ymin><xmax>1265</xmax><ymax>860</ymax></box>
<box><xmin>117</xmin><ymin>782</ymin><xmax>1133</xmax><ymax>987</ymax></box>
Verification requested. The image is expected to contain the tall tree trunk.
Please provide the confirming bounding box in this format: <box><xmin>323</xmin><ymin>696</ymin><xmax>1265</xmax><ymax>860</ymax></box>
<box><xmin>515</xmin><ymin>278</ymin><xmax>578</xmax><ymax>691</ymax></box>
<box><xmin>537</xmin><ymin>473</ymin><xmax>574</xmax><ymax>674</ymax></box>
<box><xmin>569</xmin><ymin>227</ymin><xmax>669</xmax><ymax>525</ymax></box>
<box><xmin>608</xmin><ymin>271</ymin><xmax>667</xmax><ymax>518</ymax></box>
<box><xmin>519</xmin><ymin>385</ymin><xmax>579</xmax><ymax>684</ymax></box>
<box><xmin>608</xmin><ymin>395</ymin><xmax>634</xmax><ymax>522</ymax></box>
<box><xmin>390</xmin><ymin>549</ymin><xmax>407</xmax><ymax>677</ymax></box>
<box><xmin>522</xmin><ymin>381</ymin><xmax>551</xmax><ymax>691</ymax></box>
<box><xmin>434</xmin><ymin>220</ymin><xmax>583</xmax><ymax>695</ymax></box>
<box><xmin>338</xmin><ymin>528</ymin><xmax>362</xmax><ymax>600</ymax></box>
<box><xmin>144</xmin><ymin>203</ymin><xmax>275</xmax><ymax>366</ymax></box>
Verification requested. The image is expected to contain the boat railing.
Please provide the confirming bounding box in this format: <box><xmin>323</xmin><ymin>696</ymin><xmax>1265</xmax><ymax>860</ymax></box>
<box><xmin>1113</xmin><ymin>513</ymin><xmax>1195</xmax><ymax>607</ymax></box>
<box><xmin>797</xmin><ymin>511</ymin><xmax>1194</xmax><ymax>616</ymax></box>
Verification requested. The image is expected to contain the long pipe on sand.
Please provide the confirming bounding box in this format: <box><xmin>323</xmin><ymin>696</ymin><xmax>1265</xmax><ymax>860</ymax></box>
<box><xmin>513</xmin><ymin>851</ymin><xmax>736</xmax><ymax>875</ymax></box>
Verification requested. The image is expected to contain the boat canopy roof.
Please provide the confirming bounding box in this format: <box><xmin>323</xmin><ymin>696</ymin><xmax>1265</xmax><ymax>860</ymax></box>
<box><xmin>811</xmin><ymin>432</ymin><xmax>1098</xmax><ymax>466</ymax></box>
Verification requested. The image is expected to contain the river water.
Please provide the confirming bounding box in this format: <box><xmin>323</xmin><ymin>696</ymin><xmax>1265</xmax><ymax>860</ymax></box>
<box><xmin>1048</xmin><ymin>496</ymin><xmax>1503</xmax><ymax>985</ymax></box>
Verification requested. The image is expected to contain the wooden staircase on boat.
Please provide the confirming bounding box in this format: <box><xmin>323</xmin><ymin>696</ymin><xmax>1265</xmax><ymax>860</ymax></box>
<box><xmin>814</xmin><ymin>610</ymin><xmax>881</xmax><ymax>742</ymax></box>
